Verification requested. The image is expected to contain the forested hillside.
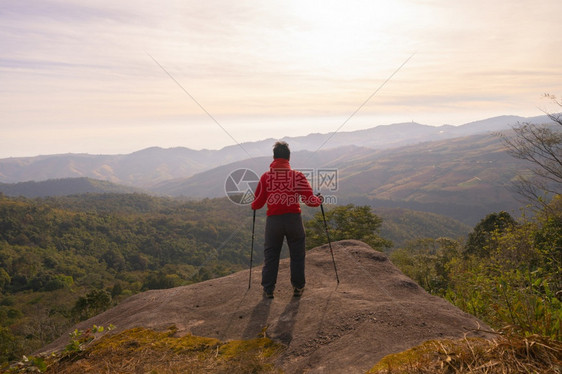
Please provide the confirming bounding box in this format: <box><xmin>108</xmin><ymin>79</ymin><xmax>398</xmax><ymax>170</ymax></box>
<box><xmin>374</xmin><ymin>207</ymin><xmax>471</xmax><ymax>246</ymax></box>
<box><xmin>1</xmin><ymin>193</ymin><xmax>560</xmax><ymax>371</ymax></box>
<box><xmin>0</xmin><ymin>192</ymin><xmax>475</xmax><ymax>362</ymax></box>
<box><xmin>0</xmin><ymin>194</ymin><xmax>259</xmax><ymax>360</ymax></box>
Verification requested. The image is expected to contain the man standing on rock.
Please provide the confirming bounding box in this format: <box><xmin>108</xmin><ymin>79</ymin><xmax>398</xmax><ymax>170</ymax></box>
<box><xmin>252</xmin><ymin>141</ymin><xmax>323</xmax><ymax>299</ymax></box>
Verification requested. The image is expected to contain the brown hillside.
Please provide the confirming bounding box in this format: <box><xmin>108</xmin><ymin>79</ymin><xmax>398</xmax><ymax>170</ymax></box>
<box><xmin>38</xmin><ymin>240</ymin><xmax>494</xmax><ymax>373</ymax></box>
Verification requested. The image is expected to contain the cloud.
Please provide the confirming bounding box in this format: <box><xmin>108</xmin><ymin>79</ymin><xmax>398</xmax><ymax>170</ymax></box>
<box><xmin>1</xmin><ymin>0</ymin><xmax>561</xmax><ymax>157</ymax></box>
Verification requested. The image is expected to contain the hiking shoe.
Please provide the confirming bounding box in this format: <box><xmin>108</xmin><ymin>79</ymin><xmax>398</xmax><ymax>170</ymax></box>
<box><xmin>263</xmin><ymin>290</ymin><xmax>274</xmax><ymax>299</ymax></box>
<box><xmin>293</xmin><ymin>287</ymin><xmax>304</xmax><ymax>297</ymax></box>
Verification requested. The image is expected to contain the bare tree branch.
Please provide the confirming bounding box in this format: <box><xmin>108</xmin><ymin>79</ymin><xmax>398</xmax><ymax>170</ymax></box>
<box><xmin>499</xmin><ymin>94</ymin><xmax>562</xmax><ymax>208</ymax></box>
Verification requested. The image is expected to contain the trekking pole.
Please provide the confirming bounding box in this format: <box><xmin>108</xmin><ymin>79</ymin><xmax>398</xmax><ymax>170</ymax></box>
<box><xmin>320</xmin><ymin>202</ymin><xmax>340</xmax><ymax>284</ymax></box>
<box><xmin>248</xmin><ymin>209</ymin><xmax>256</xmax><ymax>289</ymax></box>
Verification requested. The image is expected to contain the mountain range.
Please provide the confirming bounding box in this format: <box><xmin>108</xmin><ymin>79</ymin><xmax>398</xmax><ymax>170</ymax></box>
<box><xmin>0</xmin><ymin>115</ymin><xmax>549</xmax><ymax>187</ymax></box>
<box><xmin>148</xmin><ymin>133</ymin><xmax>526</xmax><ymax>224</ymax></box>
<box><xmin>0</xmin><ymin>177</ymin><xmax>142</xmax><ymax>198</ymax></box>
<box><xmin>0</xmin><ymin>114</ymin><xmax>554</xmax><ymax>224</ymax></box>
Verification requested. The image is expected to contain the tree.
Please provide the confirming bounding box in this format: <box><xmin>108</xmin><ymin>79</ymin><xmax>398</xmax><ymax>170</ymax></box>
<box><xmin>464</xmin><ymin>211</ymin><xmax>517</xmax><ymax>257</ymax></box>
<box><xmin>390</xmin><ymin>237</ymin><xmax>462</xmax><ymax>296</ymax></box>
<box><xmin>111</xmin><ymin>282</ymin><xmax>123</xmax><ymax>298</ymax></box>
<box><xmin>500</xmin><ymin>94</ymin><xmax>562</xmax><ymax>206</ymax></box>
<box><xmin>0</xmin><ymin>326</ymin><xmax>22</xmax><ymax>363</ymax></box>
<box><xmin>72</xmin><ymin>289</ymin><xmax>111</xmax><ymax>321</ymax></box>
<box><xmin>101</xmin><ymin>249</ymin><xmax>126</xmax><ymax>271</ymax></box>
<box><xmin>305</xmin><ymin>204</ymin><xmax>392</xmax><ymax>250</ymax></box>
<box><xmin>447</xmin><ymin>206</ymin><xmax>561</xmax><ymax>339</ymax></box>
<box><xmin>142</xmin><ymin>271</ymin><xmax>181</xmax><ymax>290</ymax></box>
<box><xmin>533</xmin><ymin>195</ymin><xmax>562</xmax><ymax>296</ymax></box>
<box><xmin>0</xmin><ymin>268</ymin><xmax>10</xmax><ymax>291</ymax></box>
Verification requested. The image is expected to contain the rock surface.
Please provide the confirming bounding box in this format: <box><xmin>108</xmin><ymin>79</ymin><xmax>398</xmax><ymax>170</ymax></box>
<box><xmin>39</xmin><ymin>240</ymin><xmax>493</xmax><ymax>373</ymax></box>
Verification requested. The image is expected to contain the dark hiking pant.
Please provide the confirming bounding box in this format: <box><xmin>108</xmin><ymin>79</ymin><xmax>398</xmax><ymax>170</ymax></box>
<box><xmin>262</xmin><ymin>213</ymin><xmax>306</xmax><ymax>293</ymax></box>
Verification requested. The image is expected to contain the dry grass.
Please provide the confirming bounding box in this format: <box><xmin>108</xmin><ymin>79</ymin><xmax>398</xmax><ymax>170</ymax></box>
<box><xmin>5</xmin><ymin>326</ymin><xmax>283</xmax><ymax>374</ymax></box>
<box><xmin>369</xmin><ymin>332</ymin><xmax>562</xmax><ymax>374</ymax></box>
<box><xmin>6</xmin><ymin>327</ymin><xmax>561</xmax><ymax>373</ymax></box>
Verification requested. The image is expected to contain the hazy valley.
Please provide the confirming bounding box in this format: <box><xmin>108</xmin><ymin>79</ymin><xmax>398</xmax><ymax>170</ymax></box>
<box><xmin>0</xmin><ymin>115</ymin><xmax>552</xmax><ymax>224</ymax></box>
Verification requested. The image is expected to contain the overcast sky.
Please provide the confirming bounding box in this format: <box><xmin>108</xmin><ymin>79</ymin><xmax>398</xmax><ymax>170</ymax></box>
<box><xmin>1</xmin><ymin>0</ymin><xmax>561</xmax><ymax>158</ymax></box>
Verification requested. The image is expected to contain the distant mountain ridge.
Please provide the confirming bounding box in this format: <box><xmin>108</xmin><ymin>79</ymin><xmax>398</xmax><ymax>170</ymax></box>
<box><xmin>0</xmin><ymin>114</ymin><xmax>551</xmax><ymax>187</ymax></box>
<box><xmin>153</xmin><ymin>133</ymin><xmax>527</xmax><ymax>225</ymax></box>
<box><xmin>0</xmin><ymin>177</ymin><xmax>143</xmax><ymax>198</ymax></box>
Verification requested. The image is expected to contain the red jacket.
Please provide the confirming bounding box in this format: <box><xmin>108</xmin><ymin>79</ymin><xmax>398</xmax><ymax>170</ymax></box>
<box><xmin>251</xmin><ymin>158</ymin><xmax>322</xmax><ymax>216</ymax></box>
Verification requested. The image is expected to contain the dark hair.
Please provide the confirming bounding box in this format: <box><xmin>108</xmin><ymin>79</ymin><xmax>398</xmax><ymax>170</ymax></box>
<box><xmin>273</xmin><ymin>141</ymin><xmax>290</xmax><ymax>159</ymax></box>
